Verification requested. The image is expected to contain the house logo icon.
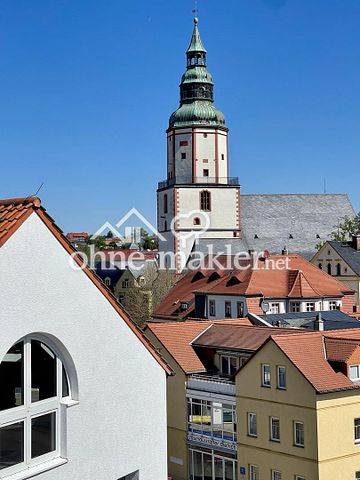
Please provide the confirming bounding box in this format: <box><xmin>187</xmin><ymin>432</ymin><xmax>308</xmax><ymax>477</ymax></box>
<box><xmin>91</xmin><ymin>208</ymin><xmax>166</xmax><ymax>243</ymax></box>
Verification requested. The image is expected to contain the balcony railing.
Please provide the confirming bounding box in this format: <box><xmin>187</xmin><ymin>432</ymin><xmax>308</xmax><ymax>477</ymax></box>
<box><xmin>187</xmin><ymin>373</ymin><xmax>236</xmax><ymax>396</ymax></box>
<box><xmin>158</xmin><ymin>176</ymin><xmax>239</xmax><ymax>189</ymax></box>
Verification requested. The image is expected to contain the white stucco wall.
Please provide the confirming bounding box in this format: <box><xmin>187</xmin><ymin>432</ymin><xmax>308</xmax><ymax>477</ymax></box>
<box><xmin>0</xmin><ymin>213</ymin><xmax>167</xmax><ymax>480</ymax></box>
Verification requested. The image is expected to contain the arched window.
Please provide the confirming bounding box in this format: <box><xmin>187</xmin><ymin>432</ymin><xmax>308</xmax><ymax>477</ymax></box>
<box><xmin>327</xmin><ymin>263</ymin><xmax>332</xmax><ymax>275</ymax></box>
<box><xmin>200</xmin><ymin>191</ymin><xmax>211</xmax><ymax>211</ymax></box>
<box><xmin>336</xmin><ymin>263</ymin><xmax>341</xmax><ymax>276</ymax></box>
<box><xmin>104</xmin><ymin>277</ymin><xmax>111</xmax><ymax>287</ymax></box>
<box><xmin>318</xmin><ymin>263</ymin><xmax>323</xmax><ymax>270</ymax></box>
<box><xmin>0</xmin><ymin>335</ymin><xmax>77</xmax><ymax>476</ymax></box>
<box><xmin>193</xmin><ymin>217</ymin><xmax>201</xmax><ymax>226</ymax></box>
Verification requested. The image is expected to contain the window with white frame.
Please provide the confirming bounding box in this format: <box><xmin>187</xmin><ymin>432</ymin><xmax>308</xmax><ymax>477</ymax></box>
<box><xmin>305</xmin><ymin>302</ymin><xmax>315</xmax><ymax>312</ymax></box>
<box><xmin>270</xmin><ymin>417</ymin><xmax>280</xmax><ymax>442</ymax></box>
<box><xmin>349</xmin><ymin>365</ymin><xmax>360</xmax><ymax>382</ymax></box>
<box><xmin>0</xmin><ymin>335</ymin><xmax>75</xmax><ymax>476</ymax></box>
<box><xmin>271</xmin><ymin>470</ymin><xmax>281</xmax><ymax>480</ymax></box>
<box><xmin>354</xmin><ymin>418</ymin><xmax>360</xmax><ymax>443</ymax></box>
<box><xmin>261</xmin><ymin>364</ymin><xmax>271</xmax><ymax>387</ymax></box>
<box><xmin>249</xmin><ymin>464</ymin><xmax>259</xmax><ymax>480</ymax></box>
<box><xmin>329</xmin><ymin>301</ymin><xmax>338</xmax><ymax>311</ymax></box>
<box><xmin>290</xmin><ymin>302</ymin><xmax>301</xmax><ymax>313</ymax></box>
<box><xmin>295</xmin><ymin>476</ymin><xmax>305</xmax><ymax>480</ymax></box>
<box><xmin>294</xmin><ymin>421</ymin><xmax>304</xmax><ymax>447</ymax></box>
<box><xmin>247</xmin><ymin>413</ymin><xmax>257</xmax><ymax>437</ymax></box>
<box><xmin>356</xmin><ymin>471</ymin><xmax>360</xmax><ymax>480</ymax></box>
<box><xmin>277</xmin><ymin>366</ymin><xmax>286</xmax><ymax>390</ymax></box>
<box><xmin>269</xmin><ymin>302</ymin><xmax>280</xmax><ymax>314</ymax></box>
<box><xmin>209</xmin><ymin>300</ymin><xmax>216</xmax><ymax>317</ymax></box>
<box><xmin>220</xmin><ymin>355</ymin><xmax>238</xmax><ymax>376</ymax></box>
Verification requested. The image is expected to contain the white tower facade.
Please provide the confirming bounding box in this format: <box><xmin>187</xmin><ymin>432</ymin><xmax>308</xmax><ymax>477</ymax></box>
<box><xmin>157</xmin><ymin>19</ymin><xmax>240</xmax><ymax>271</ymax></box>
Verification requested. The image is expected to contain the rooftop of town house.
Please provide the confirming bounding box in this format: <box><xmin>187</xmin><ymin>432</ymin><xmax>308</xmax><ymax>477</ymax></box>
<box><xmin>0</xmin><ymin>197</ymin><xmax>172</xmax><ymax>375</ymax></box>
<box><xmin>254</xmin><ymin>329</ymin><xmax>360</xmax><ymax>394</ymax></box>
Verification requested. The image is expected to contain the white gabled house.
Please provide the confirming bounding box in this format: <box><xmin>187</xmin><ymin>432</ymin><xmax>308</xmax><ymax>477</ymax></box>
<box><xmin>0</xmin><ymin>197</ymin><xmax>171</xmax><ymax>480</ymax></box>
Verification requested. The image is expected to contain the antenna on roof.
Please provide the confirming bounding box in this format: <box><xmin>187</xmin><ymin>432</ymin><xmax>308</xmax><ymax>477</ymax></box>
<box><xmin>26</xmin><ymin>182</ymin><xmax>44</xmax><ymax>200</ymax></box>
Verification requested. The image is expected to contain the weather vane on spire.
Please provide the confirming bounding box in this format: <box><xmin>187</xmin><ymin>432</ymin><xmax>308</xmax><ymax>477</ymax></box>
<box><xmin>192</xmin><ymin>0</ymin><xmax>199</xmax><ymax>22</ymax></box>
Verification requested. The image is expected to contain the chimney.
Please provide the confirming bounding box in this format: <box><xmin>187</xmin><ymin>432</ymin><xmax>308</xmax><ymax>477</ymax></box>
<box><xmin>352</xmin><ymin>234</ymin><xmax>360</xmax><ymax>251</ymax></box>
<box><xmin>315</xmin><ymin>312</ymin><xmax>324</xmax><ymax>331</ymax></box>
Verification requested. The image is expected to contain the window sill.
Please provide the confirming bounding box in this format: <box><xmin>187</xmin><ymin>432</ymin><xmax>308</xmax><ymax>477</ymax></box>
<box><xmin>270</xmin><ymin>438</ymin><xmax>280</xmax><ymax>443</ymax></box>
<box><xmin>262</xmin><ymin>384</ymin><xmax>271</xmax><ymax>388</ymax></box>
<box><xmin>2</xmin><ymin>458</ymin><xmax>68</xmax><ymax>480</ymax></box>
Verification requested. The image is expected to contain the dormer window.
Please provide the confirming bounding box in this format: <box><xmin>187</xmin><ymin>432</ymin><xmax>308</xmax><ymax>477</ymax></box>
<box><xmin>350</xmin><ymin>365</ymin><xmax>360</xmax><ymax>382</ymax></box>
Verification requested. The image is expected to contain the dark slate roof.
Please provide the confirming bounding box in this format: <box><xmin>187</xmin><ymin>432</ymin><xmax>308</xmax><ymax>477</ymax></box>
<box><xmin>191</xmin><ymin>237</ymin><xmax>249</xmax><ymax>255</ymax></box>
<box><xmin>241</xmin><ymin>194</ymin><xmax>355</xmax><ymax>259</ymax></box>
<box><xmin>94</xmin><ymin>263</ymin><xmax>127</xmax><ymax>285</ymax></box>
<box><xmin>328</xmin><ymin>241</ymin><xmax>360</xmax><ymax>276</ymax></box>
<box><xmin>258</xmin><ymin>310</ymin><xmax>360</xmax><ymax>331</ymax></box>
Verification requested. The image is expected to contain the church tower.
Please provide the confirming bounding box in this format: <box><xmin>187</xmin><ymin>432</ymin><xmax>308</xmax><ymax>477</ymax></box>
<box><xmin>157</xmin><ymin>18</ymin><xmax>241</xmax><ymax>270</ymax></box>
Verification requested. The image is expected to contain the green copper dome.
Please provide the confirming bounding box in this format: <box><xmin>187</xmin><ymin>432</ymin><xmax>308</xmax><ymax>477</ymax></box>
<box><xmin>169</xmin><ymin>18</ymin><xmax>226</xmax><ymax>129</ymax></box>
<box><xmin>169</xmin><ymin>101</ymin><xmax>225</xmax><ymax>128</ymax></box>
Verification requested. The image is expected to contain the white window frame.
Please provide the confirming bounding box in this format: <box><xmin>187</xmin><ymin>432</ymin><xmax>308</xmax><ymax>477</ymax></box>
<box><xmin>261</xmin><ymin>364</ymin><xmax>271</xmax><ymax>387</ymax></box>
<box><xmin>277</xmin><ymin>366</ymin><xmax>286</xmax><ymax>390</ymax></box>
<box><xmin>269</xmin><ymin>302</ymin><xmax>280</xmax><ymax>314</ymax></box>
<box><xmin>350</xmin><ymin>365</ymin><xmax>360</xmax><ymax>382</ymax></box>
<box><xmin>271</xmin><ymin>470</ymin><xmax>282</xmax><ymax>480</ymax></box>
<box><xmin>0</xmin><ymin>334</ymin><xmax>77</xmax><ymax>478</ymax></box>
<box><xmin>305</xmin><ymin>302</ymin><xmax>315</xmax><ymax>312</ymax></box>
<box><xmin>293</xmin><ymin>421</ymin><xmax>304</xmax><ymax>447</ymax></box>
<box><xmin>329</xmin><ymin>300</ymin><xmax>338</xmax><ymax>311</ymax></box>
<box><xmin>249</xmin><ymin>464</ymin><xmax>259</xmax><ymax>480</ymax></box>
<box><xmin>220</xmin><ymin>355</ymin><xmax>238</xmax><ymax>376</ymax></box>
<box><xmin>270</xmin><ymin>417</ymin><xmax>280</xmax><ymax>442</ymax></box>
<box><xmin>247</xmin><ymin>413</ymin><xmax>257</xmax><ymax>437</ymax></box>
<box><xmin>295</xmin><ymin>476</ymin><xmax>306</xmax><ymax>480</ymax></box>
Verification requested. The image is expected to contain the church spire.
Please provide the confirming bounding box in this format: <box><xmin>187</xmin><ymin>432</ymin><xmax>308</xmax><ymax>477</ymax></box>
<box><xmin>168</xmin><ymin>17</ymin><xmax>226</xmax><ymax>129</ymax></box>
<box><xmin>187</xmin><ymin>17</ymin><xmax>207</xmax><ymax>57</ymax></box>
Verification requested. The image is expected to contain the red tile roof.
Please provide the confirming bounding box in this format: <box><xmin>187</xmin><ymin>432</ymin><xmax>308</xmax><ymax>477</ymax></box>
<box><xmin>0</xmin><ymin>197</ymin><xmax>40</xmax><ymax>247</ymax></box>
<box><xmin>146</xmin><ymin>320</ymin><xmax>250</xmax><ymax>373</ymax></box>
<box><xmin>195</xmin><ymin>255</ymin><xmax>353</xmax><ymax>298</ymax></box>
<box><xmin>153</xmin><ymin>263</ymin><xmax>234</xmax><ymax>320</ymax></box>
<box><xmin>269</xmin><ymin>329</ymin><xmax>360</xmax><ymax>393</ymax></box>
<box><xmin>0</xmin><ymin>197</ymin><xmax>171</xmax><ymax>375</ymax></box>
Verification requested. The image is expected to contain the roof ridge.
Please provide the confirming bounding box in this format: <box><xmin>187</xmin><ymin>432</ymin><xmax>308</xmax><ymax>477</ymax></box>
<box><xmin>0</xmin><ymin>196</ymin><xmax>41</xmax><ymax>208</ymax></box>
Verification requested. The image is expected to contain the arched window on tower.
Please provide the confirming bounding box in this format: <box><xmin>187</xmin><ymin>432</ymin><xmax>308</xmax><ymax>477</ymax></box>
<box><xmin>0</xmin><ymin>334</ymin><xmax>77</xmax><ymax>476</ymax></box>
<box><xmin>200</xmin><ymin>191</ymin><xmax>211</xmax><ymax>211</ymax></box>
<box><xmin>318</xmin><ymin>263</ymin><xmax>323</xmax><ymax>270</ymax></box>
<box><xmin>336</xmin><ymin>263</ymin><xmax>341</xmax><ymax>276</ymax></box>
<box><xmin>327</xmin><ymin>263</ymin><xmax>332</xmax><ymax>275</ymax></box>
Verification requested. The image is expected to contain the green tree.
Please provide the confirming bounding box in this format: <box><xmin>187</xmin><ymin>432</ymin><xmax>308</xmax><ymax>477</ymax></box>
<box><xmin>331</xmin><ymin>213</ymin><xmax>360</xmax><ymax>241</ymax></box>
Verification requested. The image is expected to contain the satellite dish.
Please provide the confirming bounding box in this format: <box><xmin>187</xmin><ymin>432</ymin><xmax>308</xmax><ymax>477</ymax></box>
<box><xmin>261</xmin><ymin>301</ymin><xmax>270</xmax><ymax>313</ymax></box>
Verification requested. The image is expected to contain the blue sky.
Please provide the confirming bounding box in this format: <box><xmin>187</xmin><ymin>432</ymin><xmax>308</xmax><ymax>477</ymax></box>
<box><xmin>1</xmin><ymin>0</ymin><xmax>359</xmax><ymax>232</ymax></box>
